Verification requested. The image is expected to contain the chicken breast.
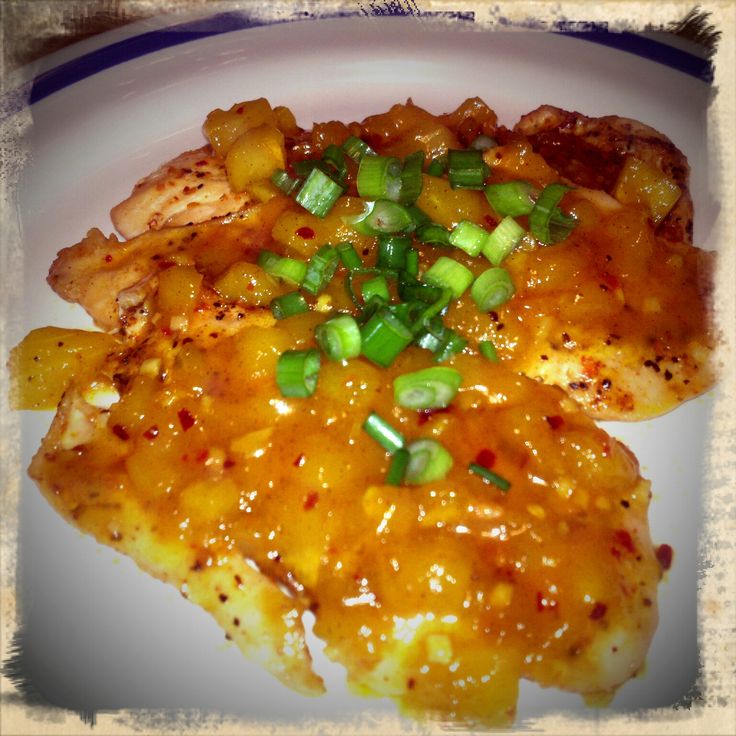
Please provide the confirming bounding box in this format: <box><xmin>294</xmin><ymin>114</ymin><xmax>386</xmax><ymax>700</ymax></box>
<box><xmin>99</xmin><ymin>99</ymin><xmax>714</xmax><ymax>421</ymax></box>
<box><xmin>513</xmin><ymin>105</ymin><xmax>694</xmax><ymax>245</ymax></box>
<box><xmin>21</xmin><ymin>262</ymin><xmax>663</xmax><ymax>725</ymax></box>
<box><xmin>110</xmin><ymin>146</ymin><xmax>253</xmax><ymax>239</ymax></box>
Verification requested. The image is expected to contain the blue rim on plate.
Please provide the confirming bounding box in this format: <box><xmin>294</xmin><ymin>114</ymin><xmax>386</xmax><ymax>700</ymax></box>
<box><xmin>28</xmin><ymin>11</ymin><xmax>713</xmax><ymax>105</ymax></box>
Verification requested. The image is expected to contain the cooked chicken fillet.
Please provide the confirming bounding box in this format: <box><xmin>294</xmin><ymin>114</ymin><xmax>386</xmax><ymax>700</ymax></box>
<box><xmin>110</xmin><ymin>146</ymin><xmax>253</xmax><ymax>239</ymax></box>
<box><xmin>513</xmin><ymin>105</ymin><xmax>694</xmax><ymax>245</ymax></box>
<box><xmin>24</xmin><ymin>265</ymin><xmax>663</xmax><ymax>724</ymax></box>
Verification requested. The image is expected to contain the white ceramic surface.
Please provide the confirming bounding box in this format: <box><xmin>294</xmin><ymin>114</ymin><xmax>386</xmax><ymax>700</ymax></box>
<box><xmin>10</xmin><ymin>13</ymin><xmax>718</xmax><ymax>729</ymax></box>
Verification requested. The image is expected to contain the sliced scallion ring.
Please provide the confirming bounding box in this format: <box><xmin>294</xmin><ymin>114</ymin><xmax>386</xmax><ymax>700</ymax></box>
<box><xmin>481</xmin><ymin>215</ymin><xmax>525</xmax><ymax>265</ymax></box>
<box><xmin>357</xmin><ymin>154</ymin><xmax>403</xmax><ymax>201</ymax></box>
<box><xmin>295</xmin><ymin>167</ymin><xmax>344</xmax><ymax>218</ymax></box>
<box><xmin>301</xmin><ymin>244</ymin><xmax>339</xmax><ymax>295</ymax></box>
<box><xmin>399</xmin><ymin>150</ymin><xmax>425</xmax><ymax>205</ymax></box>
<box><xmin>471</xmin><ymin>267</ymin><xmax>515</xmax><ymax>312</ymax></box>
<box><xmin>422</xmin><ymin>256</ymin><xmax>474</xmax><ymax>299</ymax></box>
<box><xmin>449</xmin><ymin>220</ymin><xmax>490</xmax><ymax>257</ymax></box>
<box><xmin>276</xmin><ymin>349</ymin><xmax>321</xmax><ymax>398</ymax></box>
<box><xmin>529</xmin><ymin>183</ymin><xmax>576</xmax><ymax>244</ymax></box>
<box><xmin>393</xmin><ymin>366</ymin><xmax>462</xmax><ymax>410</ymax></box>
<box><xmin>342</xmin><ymin>135</ymin><xmax>376</xmax><ymax>163</ymax></box>
<box><xmin>315</xmin><ymin>314</ymin><xmax>362</xmax><ymax>361</ymax></box>
<box><xmin>270</xmin><ymin>291</ymin><xmax>309</xmax><ymax>320</ymax></box>
<box><xmin>405</xmin><ymin>439</ymin><xmax>454</xmax><ymax>484</ymax></box>
<box><xmin>360</xmin><ymin>307</ymin><xmax>413</xmax><ymax>367</ymax></box>
<box><xmin>484</xmin><ymin>180</ymin><xmax>539</xmax><ymax>217</ymax></box>
<box><xmin>448</xmin><ymin>149</ymin><xmax>488</xmax><ymax>189</ymax></box>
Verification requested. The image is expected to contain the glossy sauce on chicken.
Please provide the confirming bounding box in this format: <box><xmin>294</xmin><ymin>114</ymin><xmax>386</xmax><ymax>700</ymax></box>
<box><xmin>27</xmin><ymin>287</ymin><xmax>661</xmax><ymax>725</ymax></box>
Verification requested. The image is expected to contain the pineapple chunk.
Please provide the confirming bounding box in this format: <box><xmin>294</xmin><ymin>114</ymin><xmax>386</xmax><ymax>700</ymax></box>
<box><xmin>156</xmin><ymin>265</ymin><xmax>203</xmax><ymax>317</ymax></box>
<box><xmin>225</xmin><ymin>124</ymin><xmax>285</xmax><ymax>192</ymax></box>
<box><xmin>8</xmin><ymin>327</ymin><xmax>119</xmax><ymax>410</ymax></box>
<box><xmin>203</xmin><ymin>98</ymin><xmax>277</xmax><ymax>157</ymax></box>
<box><xmin>213</xmin><ymin>261</ymin><xmax>286</xmax><ymax>305</ymax></box>
<box><xmin>613</xmin><ymin>156</ymin><xmax>681</xmax><ymax>224</ymax></box>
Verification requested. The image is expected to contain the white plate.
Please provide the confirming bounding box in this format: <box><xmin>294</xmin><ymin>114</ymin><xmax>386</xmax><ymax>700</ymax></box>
<box><xmin>7</xmin><ymin>12</ymin><xmax>719</xmax><ymax>731</ymax></box>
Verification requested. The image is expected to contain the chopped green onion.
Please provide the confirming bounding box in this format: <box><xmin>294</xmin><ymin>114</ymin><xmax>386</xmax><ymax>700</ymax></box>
<box><xmin>404</xmin><ymin>249</ymin><xmax>419</xmax><ymax>278</ymax></box>
<box><xmin>362</xmin><ymin>275</ymin><xmax>391</xmax><ymax>304</ymax></box>
<box><xmin>433</xmin><ymin>331</ymin><xmax>468</xmax><ymax>363</ymax></box>
<box><xmin>484</xmin><ymin>180</ymin><xmax>538</xmax><ymax>217</ymax></box>
<box><xmin>376</xmin><ymin>235</ymin><xmax>411</xmax><ymax>270</ymax></box>
<box><xmin>276</xmin><ymin>349</ymin><xmax>321</xmax><ymax>398</ymax></box>
<box><xmin>427</xmin><ymin>155</ymin><xmax>447</xmax><ymax>177</ymax></box>
<box><xmin>295</xmin><ymin>168</ymin><xmax>343</xmax><ymax>218</ymax></box>
<box><xmin>416</xmin><ymin>222</ymin><xmax>452</xmax><ymax>247</ymax></box>
<box><xmin>481</xmin><ymin>215</ymin><xmax>525</xmax><ymax>265</ymax></box>
<box><xmin>448</xmin><ymin>149</ymin><xmax>488</xmax><ymax>189</ymax></box>
<box><xmin>301</xmin><ymin>244</ymin><xmax>339</xmax><ymax>295</ymax></box>
<box><xmin>363</xmin><ymin>412</ymin><xmax>405</xmax><ymax>453</ymax></box>
<box><xmin>315</xmin><ymin>314</ymin><xmax>362</xmax><ymax>361</ymax></box>
<box><xmin>336</xmin><ymin>241</ymin><xmax>362</xmax><ymax>270</ymax></box>
<box><xmin>405</xmin><ymin>439</ymin><xmax>454</xmax><ymax>484</ymax></box>
<box><xmin>270</xmin><ymin>168</ymin><xmax>301</xmax><ymax>195</ymax></box>
<box><xmin>342</xmin><ymin>135</ymin><xmax>375</xmax><ymax>163</ymax></box>
<box><xmin>399</xmin><ymin>151</ymin><xmax>425</xmax><ymax>205</ymax></box>
<box><xmin>529</xmin><ymin>183</ymin><xmax>576</xmax><ymax>244</ymax></box>
<box><xmin>471</xmin><ymin>267</ymin><xmax>515</xmax><ymax>311</ymax></box>
<box><xmin>360</xmin><ymin>307</ymin><xmax>413</xmax><ymax>367</ymax></box>
<box><xmin>270</xmin><ymin>291</ymin><xmax>309</xmax><ymax>320</ymax></box>
<box><xmin>344</xmin><ymin>267</ymin><xmax>390</xmax><ymax>311</ymax></box>
<box><xmin>357</xmin><ymin>155</ymin><xmax>403</xmax><ymax>201</ymax></box>
<box><xmin>321</xmin><ymin>144</ymin><xmax>348</xmax><ymax>184</ymax></box>
<box><xmin>470</xmin><ymin>134</ymin><xmax>497</xmax><ymax>151</ymax></box>
<box><xmin>258</xmin><ymin>251</ymin><xmax>307</xmax><ymax>285</ymax></box>
<box><xmin>386</xmin><ymin>448</ymin><xmax>410</xmax><ymax>485</ymax></box>
<box><xmin>422</xmin><ymin>256</ymin><xmax>474</xmax><ymax>299</ymax></box>
<box><xmin>468</xmin><ymin>462</ymin><xmax>511</xmax><ymax>491</ymax></box>
<box><xmin>292</xmin><ymin>159</ymin><xmax>319</xmax><ymax>178</ymax></box>
<box><xmin>342</xmin><ymin>199</ymin><xmax>414</xmax><ymax>235</ymax></box>
<box><xmin>406</xmin><ymin>204</ymin><xmax>431</xmax><ymax>229</ymax></box>
<box><xmin>394</xmin><ymin>366</ymin><xmax>462</xmax><ymax>410</ymax></box>
<box><xmin>479</xmin><ymin>340</ymin><xmax>499</xmax><ymax>361</ymax></box>
<box><xmin>414</xmin><ymin>319</ymin><xmax>467</xmax><ymax>362</ymax></box>
<box><xmin>449</xmin><ymin>220</ymin><xmax>490</xmax><ymax>257</ymax></box>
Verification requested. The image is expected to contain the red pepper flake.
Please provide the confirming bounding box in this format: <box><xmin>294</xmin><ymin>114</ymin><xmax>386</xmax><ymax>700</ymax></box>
<box><xmin>177</xmin><ymin>408</ymin><xmax>196</xmax><ymax>431</ymax></box>
<box><xmin>613</xmin><ymin>529</ymin><xmax>636</xmax><ymax>554</ymax></box>
<box><xmin>303</xmin><ymin>492</ymin><xmax>319</xmax><ymax>510</ymax></box>
<box><xmin>160</xmin><ymin>326</ymin><xmax>172</xmax><ymax>336</ymax></box>
<box><xmin>417</xmin><ymin>406</ymin><xmax>451</xmax><ymax>425</ymax></box>
<box><xmin>158</xmin><ymin>260</ymin><xmax>176</xmax><ymax>270</ymax></box>
<box><xmin>296</xmin><ymin>226</ymin><xmax>315</xmax><ymax>239</ymax></box>
<box><xmin>195</xmin><ymin>159</ymin><xmax>207</xmax><ymax>166</ymax></box>
<box><xmin>223</xmin><ymin>458</ymin><xmax>236</xmax><ymax>469</ymax></box>
<box><xmin>293</xmin><ymin>453</ymin><xmax>306</xmax><ymax>467</ymax></box>
<box><xmin>474</xmin><ymin>448</ymin><xmax>496</xmax><ymax>469</ymax></box>
<box><xmin>143</xmin><ymin>425</ymin><xmax>159</xmax><ymax>440</ymax></box>
<box><xmin>112</xmin><ymin>424</ymin><xmax>129</xmax><ymax>441</ymax></box>
<box><xmin>656</xmin><ymin>543</ymin><xmax>673</xmax><ymax>571</ymax></box>
<box><xmin>483</xmin><ymin>214</ymin><xmax>496</xmax><ymax>229</ymax></box>
<box><xmin>219</xmin><ymin>593</ymin><xmax>229</xmax><ymax>602</ymax></box>
<box><xmin>236</xmin><ymin>106</ymin><xmax>244</xmax><ymax>114</ymax></box>
<box><xmin>195</xmin><ymin>449</ymin><xmax>209</xmax><ymax>463</ymax></box>
<box><xmin>536</xmin><ymin>591</ymin><xmax>558</xmax><ymax>612</ymax></box>
<box><xmin>589</xmin><ymin>602</ymin><xmax>607</xmax><ymax>620</ymax></box>
<box><xmin>104</xmin><ymin>254</ymin><xmax>113</xmax><ymax>263</ymax></box>
<box><xmin>545</xmin><ymin>415</ymin><xmax>565</xmax><ymax>430</ymax></box>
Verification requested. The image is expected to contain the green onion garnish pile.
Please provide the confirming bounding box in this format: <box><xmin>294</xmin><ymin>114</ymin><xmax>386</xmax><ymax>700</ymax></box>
<box><xmin>265</xmin><ymin>133</ymin><xmax>577</xmax><ymax>488</ymax></box>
